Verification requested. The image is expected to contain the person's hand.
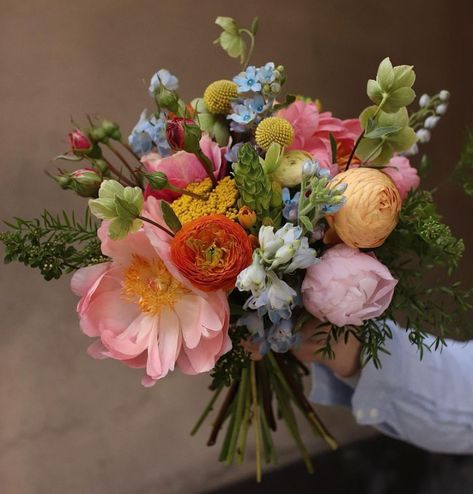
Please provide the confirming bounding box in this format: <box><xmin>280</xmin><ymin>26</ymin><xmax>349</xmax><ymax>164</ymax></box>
<box><xmin>241</xmin><ymin>318</ymin><xmax>362</xmax><ymax>378</ymax></box>
<box><xmin>293</xmin><ymin>319</ymin><xmax>362</xmax><ymax>378</ymax></box>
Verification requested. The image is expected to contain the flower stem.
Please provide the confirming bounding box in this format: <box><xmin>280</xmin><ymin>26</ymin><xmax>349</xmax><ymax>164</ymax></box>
<box><xmin>240</xmin><ymin>29</ymin><xmax>255</xmax><ymax>69</ymax></box>
<box><xmin>119</xmin><ymin>140</ymin><xmax>144</xmax><ymax>165</ymax></box>
<box><xmin>191</xmin><ymin>385</ymin><xmax>224</xmax><ymax>436</ymax></box>
<box><xmin>137</xmin><ymin>215</ymin><xmax>175</xmax><ymax>237</ymax></box>
<box><xmin>106</xmin><ymin>142</ymin><xmax>140</xmax><ymax>185</ymax></box>
<box><xmin>195</xmin><ymin>150</ymin><xmax>218</xmax><ymax>188</ymax></box>
<box><xmin>207</xmin><ymin>381</ymin><xmax>239</xmax><ymax>446</ymax></box>
<box><xmin>168</xmin><ymin>184</ymin><xmax>208</xmax><ymax>201</ymax></box>
<box><xmin>250</xmin><ymin>361</ymin><xmax>263</xmax><ymax>483</ymax></box>
<box><xmin>101</xmin><ymin>157</ymin><xmax>135</xmax><ymax>186</ymax></box>
<box><xmin>345</xmin><ymin>130</ymin><xmax>364</xmax><ymax>171</ymax></box>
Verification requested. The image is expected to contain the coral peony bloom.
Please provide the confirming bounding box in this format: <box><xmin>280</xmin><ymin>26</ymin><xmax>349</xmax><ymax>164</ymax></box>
<box><xmin>71</xmin><ymin>207</ymin><xmax>231</xmax><ymax>386</ymax></box>
<box><xmin>170</xmin><ymin>214</ymin><xmax>253</xmax><ymax>292</ymax></box>
<box><xmin>141</xmin><ymin>134</ymin><xmax>227</xmax><ymax>202</ymax></box>
<box><xmin>382</xmin><ymin>155</ymin><xmax>420</xmax><ymax>201</ymax></box>
<box><xmin>278</xmin><ymin>100</ymin><xmax>360</xmax><ymax>172</ymax></box>
<box><xmin>302</xmin><ymin>244</ymin><xmax>397</xmax><ymax>327</ymax></box>
<box><xmin>325</xmin><ymin>167</ymin><xmax>401</xmax><ymax>248</ymax></box>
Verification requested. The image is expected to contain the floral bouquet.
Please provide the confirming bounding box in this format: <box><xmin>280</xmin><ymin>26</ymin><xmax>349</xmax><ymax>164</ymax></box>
<box><xmin>2</xmin><ymin>16</ymin><xmax>473</xmax><ymax>481</ymax></box>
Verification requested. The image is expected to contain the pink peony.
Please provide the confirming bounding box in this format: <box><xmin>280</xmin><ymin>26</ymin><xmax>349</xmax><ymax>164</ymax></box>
<box><xmin>301</xmin><ymin>244</ymin><xmax>397</xmax><ymax>327</ymax></box>
<box><xmin>142</xmin><ymin>134</ymin><xmax>227</xmax><ymax>202</ymax></box>
<box><xmin>278</xmin><ymin>101</ymin><xmax>361</xmax><ymax>173</ymax></box>
<box><xmin>71</xmin><ymin>199</ymin><xmax>231</xmax><ymax>386</ymax></box>
<box><xmin>382</xmin><ymin>155</ymin><xmax>420</xmax><ymax>201</ymax></box>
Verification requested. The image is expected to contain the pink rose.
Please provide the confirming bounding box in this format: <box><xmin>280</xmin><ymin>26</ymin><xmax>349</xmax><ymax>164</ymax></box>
<box><xmin>383</xmin><ymin>155</ymin><xmax>420</xmax><ymax>201</ymax></box>
<box><xmin>71</xmin><ymin>199</ymin><xmax>231</xmax><ymax>386</ymax></box>
<box><xmin>68</xmin><ymin>129</ymin><xmax>92</xmax><ymax>153</ymax></box>
<box><xmin>302</xmin><ymin>244</ymin><xmax>397</xmax><ymax>327</ymax></box>
<box><xmin>278</xmin><ymin>101</ymin><xmax>361</xmax><ymax>173</ymax></box>
<box><xmin>141</xmin><ymin>134</ymin><xmax>227</xmax><ymax>202</ymax></box>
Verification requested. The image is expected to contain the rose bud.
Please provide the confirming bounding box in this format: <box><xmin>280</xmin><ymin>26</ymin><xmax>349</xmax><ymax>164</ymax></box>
<box><xmin>68</xmin><ymin>129</ymin><xmax>92</xmax><ymax>154</ymax></box>
<box><xmin>166</xmin><ymin>117</ymin><xmax>202</xmax><ymax>153</ymax></box>
<box><xmin>238</xmin><ymin>206</ymin><xmax>257</xmax><ymax>229</ymax></box>
<box><xmin>325</xmin><ymin>167</ymin><xmax>401</xmax><ymax>249</ymax></box>
<box><xmin>55</xmin><ymin>168</ymin><xmax>102</xmax><ymax>198</ymax></box>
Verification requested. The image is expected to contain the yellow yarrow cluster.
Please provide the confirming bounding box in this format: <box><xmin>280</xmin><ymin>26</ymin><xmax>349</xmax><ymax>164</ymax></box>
<box><xmin>171</xmin><ymin>176</ymin><xmax>239</xmax><ymax>224</ymax></box>
<box><xmin>203</xmin><ymin>80</ymin><xmax>238</xmax><ymax>114</ymax></box>
<box><xmin>255</xmin><ymin>117</ymin><xmax>295</xmax><ymax>150</ymax></box>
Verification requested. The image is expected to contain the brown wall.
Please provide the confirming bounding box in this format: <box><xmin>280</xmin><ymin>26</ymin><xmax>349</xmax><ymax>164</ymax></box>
<box><xmin>1</xmin><ymin>1</ymin><xmax>472</xmax><ymax>493</ymax></box>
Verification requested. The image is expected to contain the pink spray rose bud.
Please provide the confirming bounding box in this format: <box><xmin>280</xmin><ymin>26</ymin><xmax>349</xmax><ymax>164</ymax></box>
<box><xmin>382</xmin><ymin>155</ymin><xmax>420</xmax><ymax>201</ymax></box>
<box><xmin>55</xmin><ymin>168</ymin><xmax>102</xmax><ymax>198</ymax></box>
<box><xmin>68</xmin><ymin>129</ymin><xmax>92</xmax><ymax>154</ymax></box>
<box><xmin>166</xmin><ymin>117</ymin><xmax>202</xmax><ymax>153</ymax></box>
<box><xmin>302</xmin><ymin>244</ymin><xmax>397</xmax><ymax>327</ymax></box>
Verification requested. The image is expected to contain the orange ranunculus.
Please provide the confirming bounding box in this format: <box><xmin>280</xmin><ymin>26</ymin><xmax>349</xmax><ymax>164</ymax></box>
<box><xmin>170</xmin><ymin>214</ymin><xmax>253</xmax><ymax>292</ymax></box>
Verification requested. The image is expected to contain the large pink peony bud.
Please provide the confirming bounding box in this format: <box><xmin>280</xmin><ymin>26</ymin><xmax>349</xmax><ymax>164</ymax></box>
<box><xmin>302</xmin><ymin>244</ymin><xmax>397</xmax><ymax>327</ymax></box>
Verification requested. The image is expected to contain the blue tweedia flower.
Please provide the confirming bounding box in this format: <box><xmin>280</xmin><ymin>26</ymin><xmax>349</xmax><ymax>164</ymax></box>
<box><xmin>282</xmin><ymin>188</ymin><xmax>300</xmax><ymax>221</ymax></box>
<box><xmin>148</xmin><ymin>69</ymin><xmax>179</xmax><ymax>96</ymax></box>
<box><xmin>245</xmin><ymin>94</ymin><xmax>267</xmax><ymax>114</ymax></box>
<box><xmin>128</xmin><ymin>110</ymin><xmax>171</xmax><ymax>157</ymax></box>
<box><xmin>225</xmin><ymin>142</ymin><xmax>244</xmax><ymax>163</ymax></box>
<box><xmin>321</xmin><ymin>197</ymin><xmax>346</xmax><ymax>214</ymax></box>
<box><xmin>229</xmin><ymin>121</ymin><xmax>248</xmax><ymax>133</ymax></box>
<box><xmin>228</xmin><ymin>102</ymin><xmax>257</xmax><ymax>125</ymax></box>
<box><xmin>267</xmin><ymin>319</ymin><xmax>300</xmax><ymax>353</ymax></box>
<box><xmin>233</xmin><ymin>66</ymin><xmax>262</xmax><ymax>93</ymax></box>
<box><xmin>258</xmin><ymin>62</ymin><xmax>276</xmax><ymax>84</ymax></box>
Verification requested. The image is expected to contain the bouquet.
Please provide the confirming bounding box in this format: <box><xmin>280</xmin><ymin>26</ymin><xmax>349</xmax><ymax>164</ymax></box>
<box><xmin>2</xmin><ymin>15</ymin><xmax>473</xmax><ymax>481</ymax></box>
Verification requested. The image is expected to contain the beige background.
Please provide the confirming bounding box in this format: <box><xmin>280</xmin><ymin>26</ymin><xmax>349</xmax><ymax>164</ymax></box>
<box><xmin>1</xmin><ymin>1</ymin><xmax>473</xmax><ymax>493</ymax></box>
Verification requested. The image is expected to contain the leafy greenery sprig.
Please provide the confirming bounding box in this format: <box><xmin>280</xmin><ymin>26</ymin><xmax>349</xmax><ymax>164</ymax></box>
<box><xmin>453</xmin><ymin>129</ymin><xmax>473</xmax><ymax>196</ymax></box>
<box><xmin>0</xmin><ymin>210</ymin><xmax>106</xmax><ymax>280</ymax></box>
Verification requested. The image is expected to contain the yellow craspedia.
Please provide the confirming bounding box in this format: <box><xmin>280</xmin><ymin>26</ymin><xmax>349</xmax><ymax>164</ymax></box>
<box><xmin>325</xmin><ymin>168</ymin><xmax>401</xmax><ymax>249</ymax></box>
<box><xmin>203</xmin><ymin>80</ymin><xmax>238</xmax><ymax>114</ymax></box>
<box><xmin>171</xmin><ymin>177</ymin><xmax>239</xmax><ymax>224</ymax></box>
<box><xmin>255</xmin><ymin>117</ymin><xmax>295</xmax><ymax>151</ymax></box>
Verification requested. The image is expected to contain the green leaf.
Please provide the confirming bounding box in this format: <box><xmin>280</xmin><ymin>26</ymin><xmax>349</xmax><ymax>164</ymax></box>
<box><xmin>215</xmin><ymin>16</ymin><xmax>239</xmax><ymax>34</ymax></box>
<box><xmin>219</xmin><ymin>31</ymin><xmax>246</xmax><ymax>60</ymax></box>
<box><xmin>367</xmin><ymin>79</ymin><xmax>383</xmax><ymax>105</ymax></box>
<box><xmin>161</xmin><ymin>201</ymin><xmax>182</xmax><ymax>233</ymax></box>
<box><xmin>299</xmin><ymin>215</ymin><xmax>313</xmax><ymax>232</ymax></box>
<box><xmin>251</xmin><ymin>16</ymin><xmax>259</xmax><ymax>35</ymax></box>
<box><xmin>212</xmin><ymin>118</ymin><xmax>230</xmax><ymax>146</ymax></box>
<box><xmin>364</xmin><ymin>125</ymin><xmax>403</xmax><ymax>139</ymax></box>
<box><xmin>392</xmin><ymin>65</ymin><xmax>416</xmax><ymax>88</ymax></box>
<box><xmin>383</xmin><ymin>87</ymin><xmax>416</xmax><ymax>113</ymax></box>
<box><xmin>376</xmin><ymin>57</ymin><xmax>394</xmax><ymax>91</ymax></box>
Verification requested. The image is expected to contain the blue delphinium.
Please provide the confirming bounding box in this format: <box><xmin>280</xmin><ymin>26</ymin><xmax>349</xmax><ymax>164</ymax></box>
<box><xmin>233</xmin><ymin>66</ymin><xmax>262</xmax><ymax>93</ymax></box>
<box><xmin>128</xmin><ymin>110</ymin><xmax>171</xmax><ymax>157</ymax></box>
<box><xmin>267</xmin><ymin>319</ymin><xmax>300</xmax><ymax>353</ymax></box>
<box><xmin>148</xmin><ymin>69</ymin><xmax>179</xmax><ymax>96</ymax></box>
<box><xmin>282</xmin><ymin>188</ymin><xmax>300</xmax><ymax>221</ymax></box>
<box><xmin>258</xmin><ymin>62</ymin><xmax>276</xmax><ymax>84</ymax></box>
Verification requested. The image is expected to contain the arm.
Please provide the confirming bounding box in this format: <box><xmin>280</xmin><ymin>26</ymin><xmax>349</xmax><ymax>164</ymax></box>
<box><xmin>302</xmin><ymin>320</ymin><xmax>473</xmax><ymax>454</ymax></box>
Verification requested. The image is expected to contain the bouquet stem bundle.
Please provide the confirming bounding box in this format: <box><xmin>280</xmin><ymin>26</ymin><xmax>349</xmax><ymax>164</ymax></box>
<box><xmin>192</xmin><ymin>352</ymin><xmax>337</xmax><ymax>481</ymax></box>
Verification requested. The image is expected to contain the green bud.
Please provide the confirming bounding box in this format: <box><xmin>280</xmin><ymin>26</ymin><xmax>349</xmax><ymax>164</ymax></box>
<box><xmin>89</xmin><ymin>127</ymin><xmax>108</xmax><ymax>144</ymax></box>
<box><xmin>144</xmin><ymin>171</ymin><xmax>169</xmax><ymax>190</ymax></box>
<box><xmin>276</xmin><ymin>65</ymin><xmax>285</xmax><ymax>73</ymax></box>
<box><xmin>92</xmin><ymin>159</ymin><xmax>110</xmax><ymax>175</ymax></box>
<box><xmin>156</xmin><ymin>87</ymin><xmax>179</xmax><ymax>113</ymax></box>
<box><xmin>260</xmin><ymin>142</ymin><xmax>283</xmax><ymax>174</ymax></box>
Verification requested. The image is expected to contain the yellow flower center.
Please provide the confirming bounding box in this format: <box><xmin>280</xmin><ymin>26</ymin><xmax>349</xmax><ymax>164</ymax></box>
<box><xmin>171</xmin><ymin>177</ymin><xmax>239</xmax><ymax>224</ymax></box>
<box><xmin>122</xmin><ymin>255</ymin><xmax>189</xmax><ymax>315</ymax></box>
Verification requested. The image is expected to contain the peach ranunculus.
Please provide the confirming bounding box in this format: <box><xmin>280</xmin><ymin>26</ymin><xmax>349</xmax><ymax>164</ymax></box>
<box><xmin>142</xmin><ymin>134</ymin><xmax>227</xmax><ymax>202</ymax></box>
<box><xmin>382</xmin><ymin>155</ymin><xmax>420</xmax><ymax>201</ymax></box>
<box><xmin>71</xmin><ymin>201</ymin><xmax>231</xmax><ymax>386</ymax></box>
<box><xmin>302</xmin><ymin>244</ymin><xmax>397</xmax><ymax>327</ymax></box>
<box><xmin>325</xmin><ymin>167</ymin><xmax>401</xmax><ymax>249</ymax></box>
<box><xmin>277</xmin><ymin>100</ymin><xmax>360</xmax><ymax>173</ymax></box>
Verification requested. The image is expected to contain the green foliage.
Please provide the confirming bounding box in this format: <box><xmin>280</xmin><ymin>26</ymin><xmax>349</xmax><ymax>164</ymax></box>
<box><xmin>453</xmin><ymin>129</ymin><xmax>473</xmax><ymax>196</ymax></box>
<box><xmin>0</xmin><ymin>210</ymin><xmax>106</xmax><ymax>280</ymax></box>
<box><xmin>210</xmin><ymin>325</ymin><xmax>251</xmax><ymax>389</ymax></box>
<box><xmin>375</xmin><ymin>188</ymin><xmax>473</xmax><ymax>346</ymax></box>
<box><xmin>214</xmin><ymin>16</ymin><xmax>258</xmax><ymax>66</ymax></box>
